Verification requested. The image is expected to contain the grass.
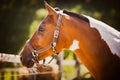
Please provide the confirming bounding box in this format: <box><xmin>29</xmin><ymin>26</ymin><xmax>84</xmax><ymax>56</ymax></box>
<box><xmin>0</xmin><ymin>71</ymin><xmax>20</xmax><ymax>80</ymax></box>
<box><xmin>63</xmin><ymin>65</ymin><xmax>77</xmax><ymax>80</ymax></box>
<box><xmin>4</xmin><ymin>72</ymin><xmax>11</xmax><ymax>80</ymax></box>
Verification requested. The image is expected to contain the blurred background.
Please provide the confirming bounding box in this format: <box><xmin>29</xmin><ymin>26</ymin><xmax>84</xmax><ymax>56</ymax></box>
<box><xmin>0</xmin><ymin>0</ymin><xmax>120</xmax><ymax>80</ymax></box>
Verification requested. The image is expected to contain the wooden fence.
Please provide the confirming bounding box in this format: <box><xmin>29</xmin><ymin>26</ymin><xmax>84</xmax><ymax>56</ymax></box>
<box><xmin>0</xmin><ymin>53</ymin><xmax>62</xmax><ymax>80</ymax></box>
<box><xmin>0</xmin><ymin>53</ymin><xmax>93</xmax><ymax>80</ymax></box>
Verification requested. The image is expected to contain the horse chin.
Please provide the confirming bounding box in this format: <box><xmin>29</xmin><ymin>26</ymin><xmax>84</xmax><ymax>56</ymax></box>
<box><xmin>22</xmin><ymin>60</ymin><xmax>34</xmax><ymax>68</ymax></box>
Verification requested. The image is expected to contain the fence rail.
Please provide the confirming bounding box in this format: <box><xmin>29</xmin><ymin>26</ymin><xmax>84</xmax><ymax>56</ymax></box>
<box><xmin>0</xmin><ymin>53</ymin><xmax>84</xmax><ymax>80</ymax></box>
<box><xmin>0</xmin><ymin>53</ymin><xmax>76</xmax><ymax>65</ymax></box>
<box><xmin>0</xmin><ymin>53</ymin><xmax>20</xmax><ymax>63</ymax></box>
<box><xmin>0</xmin><ymin>53</ymin><xmax>61</xmax><ymax>80</ymax></box>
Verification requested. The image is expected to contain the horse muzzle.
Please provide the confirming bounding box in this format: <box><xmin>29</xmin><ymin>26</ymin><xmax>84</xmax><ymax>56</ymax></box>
<box><xmin>20</xmin><ymin>52</ymin><xmax>34</xmax><ymax>68</ymax></box>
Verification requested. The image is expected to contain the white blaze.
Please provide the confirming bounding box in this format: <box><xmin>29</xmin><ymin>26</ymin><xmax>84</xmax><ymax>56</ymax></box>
<box><xmin>69</xmin><ymin>40</ymin><xmax>80</xmax><ymax>51</ymax></box>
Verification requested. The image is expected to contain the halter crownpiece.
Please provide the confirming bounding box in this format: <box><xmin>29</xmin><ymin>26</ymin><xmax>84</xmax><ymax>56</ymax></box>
<box><xmin>26</xmin><ymin>10</ymin><xmax>63</xmax><ymax>64</ymax></box>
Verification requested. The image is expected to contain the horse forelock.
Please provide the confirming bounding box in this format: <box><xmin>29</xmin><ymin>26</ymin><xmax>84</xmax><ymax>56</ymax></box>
<box><xmin>83</xmin><ymin>14</ymin><xmax>120</xmax><ymax>57</ymax></box>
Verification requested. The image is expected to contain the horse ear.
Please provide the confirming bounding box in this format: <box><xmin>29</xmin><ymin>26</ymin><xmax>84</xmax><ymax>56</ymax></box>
<box><xmin>44</xmin><ymin>1</ymin><xmax>57</xmax><ymax>16</ymax></box>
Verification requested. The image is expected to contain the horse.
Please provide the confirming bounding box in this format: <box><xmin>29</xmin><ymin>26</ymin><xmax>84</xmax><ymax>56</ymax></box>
<box><xmin>20</xmin><ymin>2</ymin><xmax>120</xmax><ymax>80</ymax></box>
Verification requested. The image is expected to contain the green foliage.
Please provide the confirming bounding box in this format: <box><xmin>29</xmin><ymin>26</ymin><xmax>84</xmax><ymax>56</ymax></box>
<box><xmin>0</xmin><ymin>7</ymin><xmax>35</xmax><ymax>54</ymax></box>
<box><xmin>63</xmin><ymin>49</ymin><xmax>74</xmax><ymax>60</ymax></box>
<box><xmin>63</xmin><ymin>65</ymin><xmax>76</xmax><ymax>80</ymax></box>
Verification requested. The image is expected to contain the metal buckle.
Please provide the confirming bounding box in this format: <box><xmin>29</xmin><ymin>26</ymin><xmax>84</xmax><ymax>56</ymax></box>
<box><xmin>32</xmin><ymin>51</ymin><xmax>39</xmax><ymax>63</ymax></box>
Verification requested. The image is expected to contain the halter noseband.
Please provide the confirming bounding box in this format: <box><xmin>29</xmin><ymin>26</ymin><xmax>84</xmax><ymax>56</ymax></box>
<box><xmin>26</xmin><ymin>10</ymin><xmax>63</xmax><ymax>64</ymax></box>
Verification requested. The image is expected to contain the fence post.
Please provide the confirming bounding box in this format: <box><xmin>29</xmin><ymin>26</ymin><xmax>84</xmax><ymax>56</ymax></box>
<box><xmin>1</xmin><ymin>72</ymin><xmax>5</xmax><ymax>80</ymax></box>
<box><xmin>57</xmin><ymin>51</ymin><xmax>63</xmax><ymax>80</ymax></box>
<box><xmin>76</xmin><ymin>56</ymin><xmax>81</xmax><ymax>80</ymax></box>
<box><xmin>11</xmin><ymin>71</ymin><xmax>14</xmax><ymax>80</ymax></box>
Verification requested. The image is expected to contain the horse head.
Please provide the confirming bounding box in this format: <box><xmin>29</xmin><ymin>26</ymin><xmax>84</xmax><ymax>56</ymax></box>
<box><xmin>20</xmin><ymin>2</ymin><xmax>64</xmax><ymax>67</ymax></box>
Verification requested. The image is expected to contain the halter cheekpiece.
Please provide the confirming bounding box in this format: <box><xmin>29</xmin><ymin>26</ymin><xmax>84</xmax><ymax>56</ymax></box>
<box><xmin>26</xmin><ymin>10</ymin><xmax>63</xmax><ymax>64</ymax></box>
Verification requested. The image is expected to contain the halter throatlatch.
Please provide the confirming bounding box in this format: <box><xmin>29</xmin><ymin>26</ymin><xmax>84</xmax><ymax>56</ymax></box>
<box><xmin>26</xmin><ymin>10</ymin><xmax>63</xmax><ymax>64</ymax></box>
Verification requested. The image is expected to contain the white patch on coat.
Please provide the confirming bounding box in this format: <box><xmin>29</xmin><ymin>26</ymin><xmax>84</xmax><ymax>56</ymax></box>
<box><xmin>69</xmin><ymin>40</ymin><xmax>80</xmax><ymax>51</ymax></box>
<box><xmin>83</xmin><ymin>14</ymin><xmax>120</xmax><ymax>57</ymax></box>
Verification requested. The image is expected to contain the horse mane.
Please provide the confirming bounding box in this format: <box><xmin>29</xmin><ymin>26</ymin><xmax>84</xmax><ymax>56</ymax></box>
<box><xmin>63</xmin><ymin>10</ymin><xmax>89</xmax><ymax>23</ymax></box>
<box><xmin>54</xmin><ymin>8</ymin><xmax>89</xmax><ymax>23</ymax></box>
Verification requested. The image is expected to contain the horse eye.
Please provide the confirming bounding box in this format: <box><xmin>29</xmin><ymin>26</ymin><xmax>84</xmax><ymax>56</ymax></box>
<box><xmin>38</xmin><ymin>23</ymin><xmax>46</xmax><ymax>32</ymax></box>
<box><xmin>38</xmin><ymin>28</ymin><xmax>45</xmax><ymax>35</ymax></box>
<box><xmin>38</xmin><ymin>27</ymin><xmax>45</xmax><ymax>32</ymax></box>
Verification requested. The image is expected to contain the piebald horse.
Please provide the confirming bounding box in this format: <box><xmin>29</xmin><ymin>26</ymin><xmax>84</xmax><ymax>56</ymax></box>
<box><xmin>20</xmin><ymin>2</ymin><xmax>120</xmax><ymax>80</ymax></box>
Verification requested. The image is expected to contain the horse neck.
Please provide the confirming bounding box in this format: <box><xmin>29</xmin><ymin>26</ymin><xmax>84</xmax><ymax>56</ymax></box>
<box><xmin>61</xmin><ymin>15</ymin><xmax>120</xmax><ymax>80</ymax></box>
<box><xmin>61</xmin><ymin>16</ymin><xmax>89</xmax><ymax>40</ymax></box>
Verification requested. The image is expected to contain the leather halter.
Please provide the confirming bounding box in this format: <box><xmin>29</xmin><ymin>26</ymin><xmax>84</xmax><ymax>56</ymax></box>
<box><xmin>26</xmin><ymin>10</ymin><xmax>63</xmax><ymax>63</ymax></box>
